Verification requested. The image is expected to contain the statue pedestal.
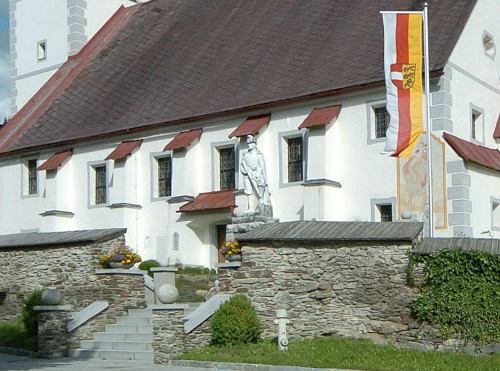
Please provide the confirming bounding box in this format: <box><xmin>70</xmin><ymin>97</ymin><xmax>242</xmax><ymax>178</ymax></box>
<box><xmin>226</xmin><ymin>214</ymin><xmax>278</xmax><ymax>241</ymax></box>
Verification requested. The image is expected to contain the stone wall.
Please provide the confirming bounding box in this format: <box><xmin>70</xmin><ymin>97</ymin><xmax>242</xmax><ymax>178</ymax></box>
<box><xmin>218</xmin><ymin>242</ymin><xmax>498</xmax><ymax>353</ymax></box>
<box><xmin>218</xmin><ymin>242</ymin><xmax>415</xmax><ymax>342</ymax></box>
<box><xmin>0</xmin><ymin>237</ymin><xmax>122</xmax><ymax>322</ymax></box>
<box><xmin>153</xmin><ymin>306</ymin><xmax>211</xmax><ymax>364</ymax></box>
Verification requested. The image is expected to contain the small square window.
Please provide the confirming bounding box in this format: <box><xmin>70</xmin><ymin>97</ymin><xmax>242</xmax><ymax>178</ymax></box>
<box><xmin>374</xmin><ymin>106</ymin><xmax>390</xmax><ymax>139</ymax></box>
<box><xmin>157</xmin><ymin>156</ymin><xmax>172</xmax><ymax>198</ymax></box>
<box><xmin>287</xmin><ymin>137</ymin><xmax>303</xmax><ymax>183</ymax></box>
<box><xmin>378</xmin><ymin>204</ymin><xmax>393</xmax><ymax>222</ymax></box>
<box><xmin>27</xmin><ymin>159</ymin><xmax>38</xmax><ymax>195</ymax></box>
<box><xmin>37</xmin><ymin>40</ymin><xmax>47</xmax><ymax>61</ymax></box>
<box><xmin>219</xmin><ymin>147</ymin><xmax>236</xmax><ymax>190</ymax></box>
<box><xmin>94</xmin><ymin>165</ymin><xmax>107</xmax><ymax>205</ymax></box>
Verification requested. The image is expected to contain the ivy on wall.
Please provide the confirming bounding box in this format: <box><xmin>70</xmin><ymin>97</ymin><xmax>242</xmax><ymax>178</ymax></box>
<box><xmin>409</xmin><ymin>249</ymin><xmax>500</xmax><ymax>343</ymax></box>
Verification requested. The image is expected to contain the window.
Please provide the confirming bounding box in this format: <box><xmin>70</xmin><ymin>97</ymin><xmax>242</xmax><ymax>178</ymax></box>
<box><xmin>219</xmin><ymin>147</ymin><xmax>235</xmax><ymax>190</ymax></box>
<box><xmin>374</xmin><ymin>106</ymin><xmax>390</xmax><ymax>139</ymax></box>
<box><xmin>27</xmin><ymin>159</ymin><xmax>38</xmax><ymax>195</ymax></box>
<box><xmin>470</xmin><ymin>107</ymin><xmax>484</xmax><ymax>143</ymax></box>
<box><xmin>94</xmin><ymin>165</ymin><xmax>107</xmax><ymax>205</ymax></box>
<box><xmin>287</xmin><ymin>137</ymin><xmax>303</xmax><ymax>183</ymax></box>
<box><xmin>37</xmin><ymin>40</ymin><xmax>47</xmax><ymax>61</ymax></box>
<box><xmin>157</xmin><ymin>156</ymin><xmax>172</xmax><ymax>197</ymax></box>
<box><xmin>378</xmin><ymin>204</ymin><xmax>393</xmax><ymax>222</ymax></box>
<box><xmin>483</xmin><ymin>32</ymin><xmax>495</xmax><ymax>59</ymax></box>
<box><xmin>492</xmin><ymin>199</ymin><xmax>500</xmax><ymax>231</ymax></box>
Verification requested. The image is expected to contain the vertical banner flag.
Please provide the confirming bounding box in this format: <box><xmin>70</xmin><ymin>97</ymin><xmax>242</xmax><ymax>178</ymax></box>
<box><xmin>382</xmin><ymin>12</ymin><xmax>424</xmax><ymax>157</ymax></box>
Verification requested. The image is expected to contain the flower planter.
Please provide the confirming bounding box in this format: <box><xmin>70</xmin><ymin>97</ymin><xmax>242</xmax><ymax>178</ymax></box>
<box><xmin>109</xmin><ymin>262</ymin><xmax>135</xmax><ymax>269</ymax></box>
<box><xmin>225</xmin><ymin>254</ymin><xmax>242</xmax><ymax>262</ymax></box>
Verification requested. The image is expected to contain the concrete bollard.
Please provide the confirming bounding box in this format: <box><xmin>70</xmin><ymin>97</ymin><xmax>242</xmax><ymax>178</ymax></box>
<box><xmin>275</xmin><ymin>309</ymin><xmax>290</xmax><ymax>352</ymax></box>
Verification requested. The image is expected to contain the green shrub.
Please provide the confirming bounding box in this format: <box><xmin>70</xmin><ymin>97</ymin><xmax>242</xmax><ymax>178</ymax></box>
<box><xmin>138</xmin><ymin>259</ymin><xmax>161</xmax><ymax>277</ymax></box>
<box><xmin>411</xmin><ymin>249</ymin><xmax>500</xmax><ymax>343</ymax></box>
<box><xmin>20</xmin><ymin>289</ymin><xmax>44</xmax><ymax>335</ymax></box>
<box><xmin>0</xmin><ymin>318</ymin><xmax>37</xmax><ymax>351</ymax></box>
<box><xmin>176</xmin><ymin>266</ymin><xmax>216</xmax><ymax>275</ymax></box>
<box><xmin>210</xmin><ymin>294</ymin><xmax>261</xmax><ymax>346</ymax></box>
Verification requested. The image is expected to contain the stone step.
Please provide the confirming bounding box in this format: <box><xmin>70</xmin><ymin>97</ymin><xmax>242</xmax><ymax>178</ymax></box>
<box><xmin>115</xmin><ymin>316</ymin><xmax>152</xmax><ymax>325</ymax></box>
<box><xmin>80</xmin><ymin>340</ymin><xmax>153</xmax><ymax>351</ymax></box>
<box><xmin>68</xmin><ymin>349</ymin><xmax>153</xmax><ymax>361</ymax></box>
<box><xmin>93</xmin><ymin>331</ymin><xmax>152</xmax><ymax>342</ymax></box>
<box><xmin>104</xmin><ymin>323</ymin><xmax>153</xmax><ymax>333</ymax></box>
<box><xmin>128</xmin><ymin>308</ymin><xmax>152</xmax><ymax>315</ymax></box>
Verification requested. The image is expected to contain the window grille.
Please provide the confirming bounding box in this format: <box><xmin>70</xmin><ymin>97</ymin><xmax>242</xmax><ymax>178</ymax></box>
<box><xmin>158</xmin><ymin>157</ymin><xmax>172</xmax><ymax>197</ymax></box>
<box><xmin>95</xmin><ymin>165</ymin><xmax>107</xmax><ymax>205</ymax></box>
<box><xmin>27</xmin><ymin>159</ymin><xmax>38</xmax><ymax>195</ymax></box>
<box><xmin>374</xmin><ymin>106</ymin><xmax>390</xmax><ymax>139</ymax></box>
<box><xmin>287</xmin><ymin>137</ymin><xmax>303</xmax><ymax>183</ymax></box>
<box><xmin>379</xmin><ymin>204</ymin><xmax>393</xmax><ymax>222</ymax></box>
<box><xmin>219</xmin><ymin>147</ymin><xmax>236</xmax><ymax>190</ymax></box>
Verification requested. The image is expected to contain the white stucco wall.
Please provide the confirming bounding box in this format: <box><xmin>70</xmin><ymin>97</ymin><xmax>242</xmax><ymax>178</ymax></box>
<box><xmin>0</xmin><ymin>88</ymin><xmax>405</xmax><ymax>267</ymax></box>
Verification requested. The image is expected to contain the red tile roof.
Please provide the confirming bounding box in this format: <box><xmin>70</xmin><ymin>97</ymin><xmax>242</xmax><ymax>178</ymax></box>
<box><xmin>494</xmin><ymin>113</ymin><xmax>500</xmax><ymax>139</ymax></box>
<box><xmin>229</xmin><ymin>114</ymin><xmax>271</xmax><ymax>138</ymax></box>
<box><xmin>37</xmin><ymin>150</ymin><xmax>72</xmax><ymax>171</ymax></box>
<box><xmin>298</xmin><ymin>105</ymin><xmax>342</xmax><ymax>129</ymax></box>
<box><xmin>443</xmin><ymin>132</ymin><xmax>500</xmax><ymax>172</ymax></box>
<box><xmin>105</xmin><ymin>140</ymin><xmax>142</xmax><ymax>161</ymax></box>
<box><xmin>164</xmin><ymin>129</ymin><xmax>202</xmax><ymax>151</ymax></box>
<box><xmin>178</xmin><ymin>190</ymin><xmax>236</xmax><ymax>213</ymax></box>
<box><xmin>0</xmin><ymin>0</ymin><xmax>476</xmax><ymax>155</ymax></box>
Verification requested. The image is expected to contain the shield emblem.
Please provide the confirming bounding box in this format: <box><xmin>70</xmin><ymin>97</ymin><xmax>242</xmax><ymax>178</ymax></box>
<box><xmin>391</xmin><ymin>63</ymin><xmax>417</xmax><ymax>90</ymax></box>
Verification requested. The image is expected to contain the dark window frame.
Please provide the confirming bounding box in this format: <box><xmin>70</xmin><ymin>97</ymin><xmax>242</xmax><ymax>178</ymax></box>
<box><xmin>94</xmin><ymin>165</ymin><xmax>107</xmax><ymax>205</ymax></box>
<box><xmin>219</xmin><ymin>146</ymin><xmax>236</xmax><ymax>190</ymax></box>
<box><xmin>287</xmin><ymin>136</ymin><xmax>303</xmax><ymax>183</ymax></box>
<box><xmin>378</xmin><ymin>204</ymin><xmax>393</xmax><ymax>222</ymax></box>
<box><xmin>157</xmin><ymin>156</ymin><xmax>172</xmax><ymax>198</ymax></box>
<box><xmin>374</xmin><ymin>106</ymin><xmax>390</xmax><ymax>139</ymax></box>
<box><xmin>27</xmin><ymin>159</ymin><xmax>38</xmax><ymax>195</ymax></box>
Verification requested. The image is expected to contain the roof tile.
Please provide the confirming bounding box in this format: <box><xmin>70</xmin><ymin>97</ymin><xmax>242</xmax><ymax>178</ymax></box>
<box><xmin>298</xmin><ymin>105</ymin><xmax>342</xmax><ymax>129</ymax></box>
<box><xmin>37</xmin><ymin>150</ymin><xmax>73</xmax><ymax>171</ymax></box>
<box><xmin>443</xmin><ymin>132</ymin><xmax>500</xmax><ymax>172</ymax></box>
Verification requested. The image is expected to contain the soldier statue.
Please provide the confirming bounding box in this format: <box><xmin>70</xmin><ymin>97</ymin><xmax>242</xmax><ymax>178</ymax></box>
<box><xmin>240</xmin><ymin>135</ymin><xmax>272</xmax><ymax>217</ymax></box>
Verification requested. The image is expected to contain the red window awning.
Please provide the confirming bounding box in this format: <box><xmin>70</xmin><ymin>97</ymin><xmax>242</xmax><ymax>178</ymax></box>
<box><xmin>178</xmin><ymin>190</ymin><xmax>236</xmax><ymax>213</ymax></box>
<box><xmin>443</xmin><ymin>132</ymin><xmax>500</xmax><ymax>172</ymax></box>
<box><xmin>494</xmin><ymin>113</ymin><xmax>500</xmax><ymax>139</ymax></box>
<box><xmin>164</xmin><ymin>129</ymin><xmax>202</xmax><ymax>151</ymax></box>
<box><xmin>298</xmin><ymin>105</ymin><xmax>342</xmax><ymax>129</ymax></box>
<box><xmin>105</xmin><ymin>140</ymin><xmax>143</xmax><ymax>160</ymax></box>
<box><xmin>37</xmin><ymin>150</ymin><xmax>72</xmax><ymax>171</ymax></box>
<box><xmin>229</xmin><ymin>114</ymin><xmax>271</xmax><ymax>138</ymax></box>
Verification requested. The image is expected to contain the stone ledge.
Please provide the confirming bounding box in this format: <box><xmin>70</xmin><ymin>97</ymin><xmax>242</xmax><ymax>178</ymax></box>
<box><xmin>151</xmin><ymin>266</ymin><xmax>178</xmax><ymax>272</ymax></box>
<box><xmin>33</xmin><ymin>305</ymin><xmax>72</xmax><ymax>312</ymax></box>
<box><xmin>172</xmin><ymin>360</ymin><xmax>349</xmax><ymax>371</ymax></box>
<box><xmin>301</xmin><ymin>178</ymin><xmax>342</xmax><ymax>188</ymax></box>
<box><xmin>150</xmin><ymin>303</ymin><xmax>194</xmax><ymax>311</ymax></box>
<box><xmin>216</xmin><ymin>262</ymin><xmax>241</xmax><ymax>269</ymax></box>
<box><xmin>95</xmin><ymin>268</ymin><xmax>145</xmax><ymax>275</ymax></box>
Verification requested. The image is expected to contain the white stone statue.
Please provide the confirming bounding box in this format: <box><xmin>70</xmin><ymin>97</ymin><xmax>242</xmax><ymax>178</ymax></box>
<box><xmin>240</xmin><ymin>135</ymin><xmax>272</xmax><ymax>217</ymax></box>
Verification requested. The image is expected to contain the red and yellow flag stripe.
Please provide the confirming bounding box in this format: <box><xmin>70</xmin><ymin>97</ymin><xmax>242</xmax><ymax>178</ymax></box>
<box><xmin>383</xmin><ymin>12</ymin><xmax>424</xmax><ymax>157</ymax></box>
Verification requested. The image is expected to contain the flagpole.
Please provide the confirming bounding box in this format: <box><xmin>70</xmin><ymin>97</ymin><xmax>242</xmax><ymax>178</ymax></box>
<box><xmin>423</xmin><ymin>2</ymin><xmax>434</xmax><ymax>237</ymax></box>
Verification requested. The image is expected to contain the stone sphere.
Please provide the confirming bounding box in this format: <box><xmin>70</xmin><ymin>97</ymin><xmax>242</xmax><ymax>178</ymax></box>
<box><xmin>42</xmin><ymin>288</ymin><xmax>62</xmax><ymax>305</ymax></box>
<box><xmin>156</xmin><ymin>284</ymin><xmax>178</xmax><ymax>304</ymax></box>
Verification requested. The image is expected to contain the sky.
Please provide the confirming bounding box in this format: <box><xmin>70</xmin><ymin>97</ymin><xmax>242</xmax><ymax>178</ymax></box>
<box><xmin>0</xmin><ymin>0</ymin><xmax>9</xmax><ymax>123</ymax></box>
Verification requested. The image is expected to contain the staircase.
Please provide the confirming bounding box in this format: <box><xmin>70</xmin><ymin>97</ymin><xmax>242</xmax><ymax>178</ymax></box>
<box><xmin>68</xmin><ymin>308</ymin><xmax>153</xmax><ymax>361</ymax></box>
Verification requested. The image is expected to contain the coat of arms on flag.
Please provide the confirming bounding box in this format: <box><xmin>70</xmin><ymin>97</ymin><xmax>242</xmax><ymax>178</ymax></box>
<box><xmin>382</xmin><ymin>12</ymin><xmax>424</xmax><ymax>157</ymax></box>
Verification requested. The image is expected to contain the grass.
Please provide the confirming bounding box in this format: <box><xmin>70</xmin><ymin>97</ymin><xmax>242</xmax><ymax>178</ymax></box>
<box><xmin>180</xmin><ymin>336</ymin><xmax>500</xmax><ymax>371</ymax></box>
<box><xmin>0</xmin><ymin>318</ymin><xmax>37</xmax><ymax>351</ymax></box>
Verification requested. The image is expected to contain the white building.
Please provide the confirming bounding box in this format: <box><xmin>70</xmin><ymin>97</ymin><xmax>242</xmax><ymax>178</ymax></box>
<box><xmin>1</xmin><ymin>0</ymin><xmax>499</xmax><ymax>267</ymax></box>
